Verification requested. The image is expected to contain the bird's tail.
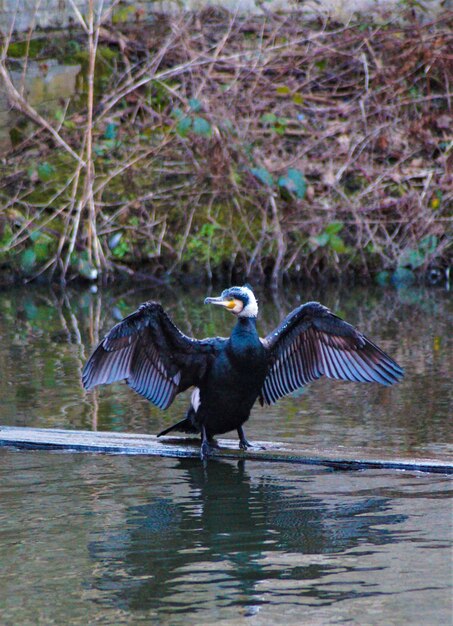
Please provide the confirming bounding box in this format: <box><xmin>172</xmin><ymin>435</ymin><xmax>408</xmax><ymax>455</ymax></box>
<box><xmin>157</xmin><ymin>416</ymin><xmax>199</xmax><ymax>438</ymax></box>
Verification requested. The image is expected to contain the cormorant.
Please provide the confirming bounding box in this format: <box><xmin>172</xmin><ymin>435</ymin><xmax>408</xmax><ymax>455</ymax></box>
<box><xmin>82</xmin><ymin>286</ymin><xmax>403</xmax><ymax>459</ymax></box>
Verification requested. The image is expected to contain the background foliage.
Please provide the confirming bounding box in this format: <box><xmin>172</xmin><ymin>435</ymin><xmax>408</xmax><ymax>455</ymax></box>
<box><xmin>0</xmin><ymin>8</ymin><xmax>451</xmax><ymax>285</ymax></box>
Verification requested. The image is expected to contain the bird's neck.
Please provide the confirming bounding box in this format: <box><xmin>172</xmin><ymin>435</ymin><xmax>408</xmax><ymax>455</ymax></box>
<box><xmin>231</xmin><ymin>317</ymin><xmax>259</xmax><ymax>343</ymax></box>
<box><xmin>233</xmin><ymin>315</ymin><xmax>258</xmax><ymax>338</ymax></box>
<box><xmin>227</xmin><ymin>315</ymin><xmax>264</xmax><ymax>370</ymax></box>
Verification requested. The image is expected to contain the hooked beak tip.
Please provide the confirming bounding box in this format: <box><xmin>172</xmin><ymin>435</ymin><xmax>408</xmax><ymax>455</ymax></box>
<box><xmin>205</xmin><ymin>296</ymin><xmax>225</xmax><ymax>306</ymax></box>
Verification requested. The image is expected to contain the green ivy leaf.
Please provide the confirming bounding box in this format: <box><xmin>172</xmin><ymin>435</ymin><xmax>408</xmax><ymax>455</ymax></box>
<box><xmin>325</xmin><ymin>221</ymin><xmax>344</xmax><ymax>235</ymax></box>
<box><xmin>112</xmin><ymin>240</ymin><xmax>129</xmax><ymax>259</ymax></box>
<box><xmin>391</xmin><ymin>267</ymin><xmax>415</xmax><ymax>286</ymax></box>
<box><xmin>399</xmin><ymin>248</ymin><xmax>424</xmax><ymax>269</ymax></box>
<box><xmin>103</xmin><ymin>139</ymin><xmax>118</xmax><ymax>151</ymax></box>
<box><xmin>0</xmin><ymin>224</ymin><xmax>13</xmax><ymax>248</ymax></box>
<box><xmin>176</xmin><ymin>116</ymin><xmax>192</xmax><ymax>137</ymax></box>
<box><xmin>278</xmin><ymin>168</ymin><xmax>306</xmax><ymax>199</ymax></box>
<box><xmin>192</xmin><ymin>117</ymin><xmax>211</xmax><ymax>137</ymax></box>
<box><xmin>419</xmin><ymin>235</ymin><xmax>438</xmax><ymax>255</ymax></box>
<box><xmin>375</xmin><ymin>270</ymin><xmax>390</xmax><ymax>286</ymax></box>
<box><xmin>34</xmin><ymin>242</ymin><xmax>51</xmax><ymax>261</ymax></box>
<box><xmin>328</xmin><ymin>234</ymin><xmax>347</xmax><ymax>253</ymax></box>
<box><xmin>104</xmin><ymin>122</ymin><xmax>118</xmax><ymax>140</ymax></box>
<box><xmin>171</xmin><ymin>107</ymin><xmax>184</xmax><ymax>120</ymax></box>
<box><xmin>37</xmin><ymin>162</ymin><xmax>55</xmax><ymax>182</ymax></box>
<box><xmin>20</xmin><ymin>248</ymin><xmax>36</xmax><ymax>271</ymax></box>
<box><xmin>93</xmin><ymin>143</ymin><xmax>105</xmax><ymax>156</ymax></box>
<box><xmin>112</xmin><ymin>4</ymin><xmax>135</xmax><ymax>23</ymax></box>
<box><xmin>313</xmin><ymin>233</ymin><xmax>329</xmax><ymax>247</ymax></box>
<box><xmin>250</xmin><ymin>167</ymin><xmax>274</xmax><ymax>187</ymax></box>
<box><xmin>29</xmin><ymin>230</ymin><xmax>43</xmax><ymax>242</ymax></box>
<box><xmin>260</xmin><ymin>113</ymin><xmax>277</xmax><ymax>125</ymax></box>
<box><xmin>399</xmin><ymin>236</ymin><xmax>438</xmax><ymax>270</ymax></box>
<box><xmin>188</xmin><ymin>98</ymin><xmax>202</xmax><ymax>112</ymax></box>
<box><xmin>68</xmin><ymin>40</ymin><xmax>81</xmax><ymax>54</ymax></box>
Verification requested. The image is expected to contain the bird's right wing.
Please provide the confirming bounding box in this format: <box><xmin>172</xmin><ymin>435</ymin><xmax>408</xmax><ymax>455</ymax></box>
<box><xmin>82</xmin><ymin>302</ymin><xmax>223</xmax><ymax>409</ymax></box>
<box><xmin>260</xmin><ymin>301</ymin><xmax>403</xmax><ymax>405</ymax></box>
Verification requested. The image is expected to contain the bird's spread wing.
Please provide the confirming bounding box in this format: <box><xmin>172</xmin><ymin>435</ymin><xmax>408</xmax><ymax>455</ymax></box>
<box><xmin>82</xmin><ymin>302</ymin><xmax>223</xmax><ymax>409</ymax></box>
<box><xmin>260</xmin><ymin>302</ymin><xmax>403</xmax><ymax>405</ymax></box>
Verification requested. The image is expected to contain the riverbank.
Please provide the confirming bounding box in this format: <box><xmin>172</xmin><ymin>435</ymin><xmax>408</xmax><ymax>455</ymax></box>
<box><xmin>0</xmin><ymin>10</ymin><xmax>451</xmax><ymax>286</ymax></box>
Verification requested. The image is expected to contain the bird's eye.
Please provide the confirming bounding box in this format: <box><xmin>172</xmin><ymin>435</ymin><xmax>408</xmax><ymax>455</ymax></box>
<box><xmin>228</xmin><ymin>296</ymin><xmax>235</xmax><ymax>301</ymax></box>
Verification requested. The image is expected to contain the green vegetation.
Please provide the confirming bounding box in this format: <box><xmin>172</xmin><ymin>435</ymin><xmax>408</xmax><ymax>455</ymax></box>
<box><xmin>0</xmin><ymin>10</ymin><xmax>451</xmax><ymax>286</ymax></box>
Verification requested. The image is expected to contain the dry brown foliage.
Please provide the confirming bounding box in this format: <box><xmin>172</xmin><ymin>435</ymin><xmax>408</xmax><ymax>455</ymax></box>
<box><xmin>0</xmin><ymin>8</ymin><xmax>451</xmax><ymax>285</ymax></box>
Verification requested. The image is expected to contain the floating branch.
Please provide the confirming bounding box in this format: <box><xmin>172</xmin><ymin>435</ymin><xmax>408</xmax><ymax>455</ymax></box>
<box><xmin>0</xmin><ymin>426</ymin><xmax>451</xmax><ymax>474</ymax></box>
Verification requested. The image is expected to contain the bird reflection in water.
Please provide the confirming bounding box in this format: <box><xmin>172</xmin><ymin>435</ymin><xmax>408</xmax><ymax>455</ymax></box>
<box><xmin>88</xmin><ymin>459</ymin><xmax>406</xmax><ymax>615</ymax></box>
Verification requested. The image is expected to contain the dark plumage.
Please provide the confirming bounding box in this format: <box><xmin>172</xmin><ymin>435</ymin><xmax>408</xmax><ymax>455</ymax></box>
<box><xmin>82</xmin><ymin>285</ymin><xmax>404</xmax><ymax>459</ymax></box>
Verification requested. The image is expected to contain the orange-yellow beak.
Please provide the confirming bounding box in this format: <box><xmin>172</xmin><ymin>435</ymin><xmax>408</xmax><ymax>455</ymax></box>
<box><xmin>204</xmin><ymin>296</ymin><xmax>237</xmax><ymax>310</ymax></box>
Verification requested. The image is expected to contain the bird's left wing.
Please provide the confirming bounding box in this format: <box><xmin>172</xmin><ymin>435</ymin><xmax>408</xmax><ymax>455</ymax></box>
<box><xmin>82</xmin><ymin>301</ymin><xmax>223</xmax><ymax>409</ymax></box>
<box><xmin>260</xmin><ymin>302</ymin><xmax>403</xmax><ymax>405</ymax></box>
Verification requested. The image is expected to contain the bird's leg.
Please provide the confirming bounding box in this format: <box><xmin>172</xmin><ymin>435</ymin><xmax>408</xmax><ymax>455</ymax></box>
<box><xmin>237</xmin><ymin>426</ymin><xmax>265</xmax><ymax>451</ymax></box>
<box><xmin>237</xmin><ymin>426</ymin><xmax>252</xmax><ymax>451</ymax></box>
<box><xmin>200</xmin><ymin>425</ymin><xmax>216</xmax><ymax>460</ymax></box>
<box><xmin>207</xmin><ymin>435</ymin><xmax>220</xmax><ymax>449</ymax></box>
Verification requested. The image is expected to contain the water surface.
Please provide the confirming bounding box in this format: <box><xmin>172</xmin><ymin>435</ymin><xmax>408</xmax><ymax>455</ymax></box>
<box><xmin>1</xmin><ymin>283</ymin><xmax>451</xmax><ymax>455</ymax></box>
<box><xmin>0</xmin><ymin>283</ymin><xmax>451</xmax><ymax>624</ymax></box>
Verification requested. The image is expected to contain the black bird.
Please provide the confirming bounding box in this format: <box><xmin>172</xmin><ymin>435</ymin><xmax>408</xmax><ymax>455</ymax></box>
<box><xmin>82</xmin><ymin>286</ymin><xmax>403</xmax><ymax>459</ymax></box>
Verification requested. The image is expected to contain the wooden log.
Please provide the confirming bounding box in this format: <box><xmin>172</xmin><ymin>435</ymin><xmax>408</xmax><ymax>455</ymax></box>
<box><xmin>0</xmin><ymin>426</ymin><xmax>451</xmax><ymax>474</ymax></box>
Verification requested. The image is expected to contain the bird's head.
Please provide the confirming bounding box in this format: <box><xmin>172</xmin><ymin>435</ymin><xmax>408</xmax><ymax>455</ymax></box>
<box><xmin>204</xmin><ymin>285</ymin><xmax>258</xmax><ymax>318</ymax></box>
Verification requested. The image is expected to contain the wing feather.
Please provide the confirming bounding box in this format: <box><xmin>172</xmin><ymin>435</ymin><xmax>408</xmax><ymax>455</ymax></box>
<box><xmin>261</xmin><ymin>302</ymin><xmax>403</xmax><ymax>405</ymax></box>
<box><xmin>82</xmin><ymin>301</ymin><xmax>221</xmax><ymax>410</ymax></box>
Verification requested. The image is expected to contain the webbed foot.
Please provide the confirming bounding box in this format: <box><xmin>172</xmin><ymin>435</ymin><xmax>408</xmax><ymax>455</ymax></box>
<box><xmin>237</xmin><ymin>427</ymin><xmax>266</xmax><ymax>451</ymax></box>
<box><xmin>207</xmin><ymin>436</ymin><xmax>220</xmax><ymax>449</ymax></box>
<box><xmin>201</xmin><ymin>440</ymin><xmax>212</xmax><ymax>461</ymax></box>
<box><xmin>200</xmin><ymin>426</ymin><xmax>218</xmax><ymax>461</ymax></box>
<box><xmin>239</xmin><ymin>440</ymin><xmax>266</xmax><ymax>451</ymax></box>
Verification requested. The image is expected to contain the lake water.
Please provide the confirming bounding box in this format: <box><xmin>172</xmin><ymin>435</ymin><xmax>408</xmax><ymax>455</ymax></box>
<box><xmin>0</xmin><ymin>283</ymin><xmax>451</xmax><ymax>624</ymax></box>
